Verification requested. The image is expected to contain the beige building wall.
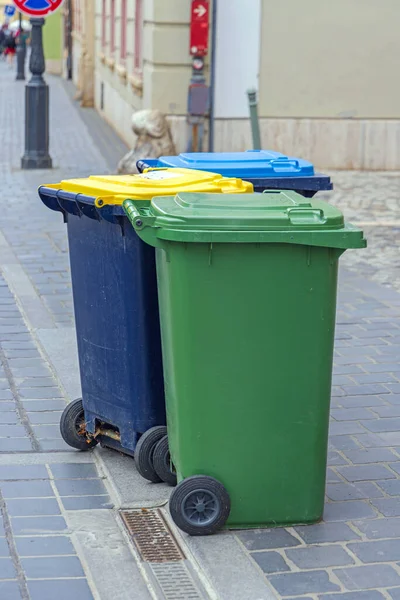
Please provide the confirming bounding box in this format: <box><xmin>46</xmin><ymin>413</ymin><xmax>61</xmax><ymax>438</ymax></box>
<box><xmin>94</xmin><ymin>0</ymin><xmax>193</xmax><ymax>149</ymax></box>
<box><xmin>77</xmin><ymin>0</ymin><xmax>400</xmax><ymax>168</ymax></box>
<box><xmin>253</xmin><ymin>0</ymin><xmax>400</xmax><ymax>169</ymax></box>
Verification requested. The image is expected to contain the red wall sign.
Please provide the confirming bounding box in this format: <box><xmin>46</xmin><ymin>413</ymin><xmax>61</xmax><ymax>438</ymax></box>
<box><xmin>190</xmin><ymin>0</ymin><xmax>209</xmax><ymax>57</ymax></box>
<box><xmin>14</xmin><ymin>0</ymin><xmax>64</xmax><ymax>18</ymax></box>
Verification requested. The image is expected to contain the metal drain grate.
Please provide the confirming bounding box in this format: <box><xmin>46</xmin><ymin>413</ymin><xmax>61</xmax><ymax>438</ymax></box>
<box><xmin>121</xmin><ymin>509</ymin><xmax>185</xmax><ymax>563</ymax></box>
<box><xmin>150</xmin><ymin>563</ymin><xmax>205</xmax><ymax>600</ymax></box>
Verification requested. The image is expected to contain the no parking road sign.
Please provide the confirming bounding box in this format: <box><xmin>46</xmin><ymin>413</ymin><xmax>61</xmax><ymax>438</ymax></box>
<box><xmin>13</xmin><ymin>0</ymin><xmax>65</xmax><ymax>17</ymax></box>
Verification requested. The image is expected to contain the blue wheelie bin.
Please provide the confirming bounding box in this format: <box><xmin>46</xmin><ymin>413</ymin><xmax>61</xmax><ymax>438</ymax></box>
<box><xmin>136</xmin><ymin>150</ymin><xmax>333</xmax><ymax>197</ymax></box>
<box><xmin>38</xmin><ymin>170</ymin><xmax>252</xmax><ymax>468</ymax></box>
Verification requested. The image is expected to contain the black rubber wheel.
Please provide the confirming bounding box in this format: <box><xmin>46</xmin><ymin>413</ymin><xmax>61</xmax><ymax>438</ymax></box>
<box><xmin>153</xmin><ymin>435</ymin><xmax>177</xmax><ymax>486</ymax></box>
<box><xmin>134</xmin><ymin>426</ymin><xmax>167</xmax><ymax>483</ymax></box>
<box><xmin>169</xmin><ymin>475</ymin><xmax>231</xmax><ymax>536</ymax></box>
<box><xmin>59</xmin><ymin>398</ymin><xmax>98</xmax><ymax>451</ymax></box>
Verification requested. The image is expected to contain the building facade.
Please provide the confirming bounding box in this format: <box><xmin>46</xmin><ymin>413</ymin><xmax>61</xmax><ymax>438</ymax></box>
<box><xmin>67</xmin><ymin>0</ymin><xmax>400</xmax><ymax>169</ymax></box>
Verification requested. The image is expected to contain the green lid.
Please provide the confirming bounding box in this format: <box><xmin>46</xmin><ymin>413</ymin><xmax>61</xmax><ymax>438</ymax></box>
<box><xmin>123</xmin><ymin>191</ymin><xmax>366</xmax><ymax>250</ymax></box>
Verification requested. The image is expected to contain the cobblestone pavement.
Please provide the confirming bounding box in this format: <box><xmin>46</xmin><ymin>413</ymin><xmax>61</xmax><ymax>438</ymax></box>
<box><xmin>0</xmin><ymin>66</ymin><xmax>146</xmax><ymax>600</ymax></box>
<box><xmin>320</xmin><ymin>172</ymin><xmax>400</xmax><ymax>292</ymax></box>
<box><xmin>0</xmin><ymin>272</ymin><xmax>114</xmax><ymax>600</ymax></box>
<box><xmin>2</xmin><ymin>62</ymin><xmax>400</xmax><ymax>599</ymax></box>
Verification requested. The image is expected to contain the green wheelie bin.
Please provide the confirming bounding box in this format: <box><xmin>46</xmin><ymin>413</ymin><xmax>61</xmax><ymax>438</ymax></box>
<box><xmin>123</xmin><ymin>191</ymin><xmax>366</xmax><ymax>536</ymax></box>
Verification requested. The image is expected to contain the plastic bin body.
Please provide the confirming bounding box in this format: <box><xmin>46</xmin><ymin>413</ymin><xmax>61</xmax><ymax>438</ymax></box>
<box><xmin>38</xmin><ymin>170</ymin><xmax>252</xmax><ymax>455</ymax></box>
<box><xmin>136</xmin><ymin>150</ymin><xmax>333</xmax><ymax>197</ymax></box>
<box><xmin>38</xmin><ymin>191</ymin><xmax>164</xmax><ymax>454</ymax></box>
<box><xmin>124</xmin><ymin>191</ymin><xmax>365</xmax><ymax>524</ymax></box>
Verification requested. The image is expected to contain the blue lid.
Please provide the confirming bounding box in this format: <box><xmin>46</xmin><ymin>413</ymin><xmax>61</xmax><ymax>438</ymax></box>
<box><xmin>155</xmin><ymin>150</ymin><xmax>315</xmax><ymax>178</ymax></box>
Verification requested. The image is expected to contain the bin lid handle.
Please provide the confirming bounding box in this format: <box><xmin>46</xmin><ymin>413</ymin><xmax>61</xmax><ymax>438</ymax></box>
<box><xmin>287</xmin><ymin>207</ymin><xmax>327</xmax><ymax>225</ymax></box>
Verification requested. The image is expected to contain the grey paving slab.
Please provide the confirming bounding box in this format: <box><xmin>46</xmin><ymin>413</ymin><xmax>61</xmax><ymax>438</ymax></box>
<box><xmin>329</xmin><ymin>435</ymin><xmax>362</xmax><ymax>451</ymax></box>
<box><xmin>331</xmin><ymin>408</ymin><xmax>376</xmax><ymax>421</ymax></box>
<box><xmin>389</xmin><ymin>462</ymin><xmax>400</xmax><ymax>475</ymax></box>
<box><xmin>15</xmin><ymin>535</ymin><xmax>76</xmax><ymax>557</ymax></box>
<box><xmin>0</xmin><ymin>439</ymin><xmax>33</xmax><ymax>451</ymax></box>
<box><xmin>374</xmin><ymin>432</ymin><xmax>400</xmax><ymax>445</ymax></box>
<box><xmin>348</xmin><ymin>539</ymin><xmax>400</xmax><ymax>563</ymax></box>
<box><xmin>334</xmin><ymin>564</ymin><xmax>400</xmax><ymax>590</ymax></box>
<box><xmin>285</xmin><ymin>545</ymin><xmax>355</xmax><ymax>568</ymax></box>
<box><xmin>0</xmin><ymin>557</ymin><xmax>17</xmax><ymax>578</ymax></box>
<box><xmin>353</xmin><ymin>517</ymin><xmax>400</xmax><ymax>539</ymax></box>
<box><xmin>17</xmin><ymin>378</ymin><xmax>60</xmax><ymax>389</ymax></box>
<box><xmin>26</xmin><ymin>411</ymin><xmax>63</xmax><ymax>424</ymax></box>
<box><xmin>320</xmin><ymin>592</ymin><xmax>385</xmax><ymax>600</ymax></box>
<box><xmin>21</xmin><ymin>399</ymin><xmax>66</xmax><ymax>411</ymax></box>
<box><xmin>337</xmin><ymin>464</ymin><xmax>396</xmax><ymax>481</ymax></box>
<box><xmin>0</xmin><ymin>538</ymin><xmax>10</xmax><ymax>557</ymax></box>
<box><xmin>31</xmin><ymin>424</ymin><xmax>61</xmax><ymax>438</ymax></box>
<box><xmin>327</xmin><ymin>451</ymin><xmax>349</xmax><ymax>466</ymax></box>
<box><xmin>329</xmin><ymin>422</ymin><xmax>367</xmax><ymax>436</ymax></box>
<box><xmin>21</xmin><ymin>554</ymin><xmax>85</xmax><ymax>578</ymax></box>
<box><xmin>0</xmin><ymin>424</ymin><xmax>28</xmax><ymax>437</ymax></box>
<box><xmin>237</xmin><ymin>528</ymin><xmax>301</xmax><ymax>551</ymax></box>
<box><xmin>376</xmin><ymin>478</ymin><xmax>400</xmax><ymax>495</ymax></box>
<box><xmin>344</xmin><ymin>448</ymin><xmax>399</xmax><ymax>463</ymax></box>
<box><xmin>361</xmin><ymin>417</ymin><xmax>400</xmax><ymax>433</ymax></box>
<box><xmin>269</xmin><ymin>570</ymin><xmax>340</xmax><ymax>596</ymax></box>
<box><xmin>251</xmin><ymin>551</ymin><xmax>290</xmax><ymax>574</ymax></box>
<box><xmin>353</xmin><ymin>432</ymin><xmax>393</xmax><ymax>448</ymax></box>
<box><xmin>327</xmin><ymin>468</ymin><xmax>342</xmax><ymax>483</ymax></box>
<box><xmin>0</xmin><ymin>411</ymin><xmax>20</xmax><ymax>424</ymax></box>
<box><xmin>323</xmin><ymin>501</ymin><xmax>378</xmax><ymax>522</ymax></box>
<box><xmin>49</xmin><ymin>463</ymin><xmax>99</xmax><ymax>479</ymax></box>
<box><xmin>0</xmin><ymin>581</ymin><xmax>22</xmax><ymax>600</ymax></box>
<box><xmin>61</xmin><ymin>495</ymin><xmax>113</xmax><ymax>510</ymax></box>
<box><xmin>11</xmin><ymin>516</ymin><xmax>68</xmax><ymax>535</ymax></box>
<box><xmin>27</xmin><ymin>579</ymin><xmax>94</xmax><ymax>600</ymax></box>
<box><xmin>327</xmin><ymin>482</ymin><xmax>383</xmax><ymax>501</ymax></box>
<box><xmin>37</xmin><ymin>439</ymin><xmax>74</xmax><ymax>451</ymax></box>
<box><xmin>371</xmin><ymin>405</ymin><xmax>400</xmax><ymax>417</ymax></box>
<box><xmin>294</xmin><ymin>523</ymin><xmax>361</xmax><ymax>543</ymax></box>
<box><xmin>338</xmin><ymin>396</ymin><xmax>384</xmax><ymax>412</ymax></box>
<box><xmin>6</xmin><ymin>498</ymin><xmax>61</xmax><ymax>517</ymax></box>
<box><xmin>0</xmin><ymin>464</ymin><xmax>49</xmax><ymax>480</ymax></box>
<box><xmin>0</xmin><ymin>480</ymin><xmax>54</xmax><ymax>498</ymax></box>
<box><xmin>54</xmin><ymin>478</ymin><xmax>107</xmax><ymax>496</ymax></box>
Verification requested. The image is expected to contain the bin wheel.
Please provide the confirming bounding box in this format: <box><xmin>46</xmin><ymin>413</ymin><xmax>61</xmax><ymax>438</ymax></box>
<box><xmin>134</xmin><ymin>426</ymin><xmax>167</xmax><ymax>483</ymax></box>
<box><xmin>59</xmin><ymin>398</ymin><xmax>98</xmax><ymax>451</ymax></box>
<box><xmin>169</xmin><ymin>475</ymin><xmax>231</xmax><ymax>536</ymax></box>
<box><xmin>153</xmin><ymin>435</ymin><xmax>177</xmax><ymax>487</ymax></box>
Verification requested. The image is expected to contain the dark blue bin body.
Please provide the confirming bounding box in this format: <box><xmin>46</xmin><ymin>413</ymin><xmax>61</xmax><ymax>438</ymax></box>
<box><xmin>136</xmin><ymin>150</ymin><xmax>333</xmax><ymax>197</ymax></box>
<box><xmin>38</xmin><ymin>187</ymin><xmax>166</xmax><ymax>455</ymax></box>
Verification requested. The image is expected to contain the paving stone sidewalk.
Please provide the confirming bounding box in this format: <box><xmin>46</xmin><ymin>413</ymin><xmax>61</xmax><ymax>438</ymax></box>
<box><xmin>2</xmin><ymin>60</ymin><xmax>400</xmax><ymax>600</ymax></box>
<box><xmin>0</xmin><ymin>65</ymin><xmax>151</xmax><ymax>600</ymax></box>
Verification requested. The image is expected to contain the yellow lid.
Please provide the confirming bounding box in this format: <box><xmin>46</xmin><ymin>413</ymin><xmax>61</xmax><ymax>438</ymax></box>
<box><xmin>44</xmin><ymin>168</ymin><xmax>253</xmax><ymax>207</ymax></box>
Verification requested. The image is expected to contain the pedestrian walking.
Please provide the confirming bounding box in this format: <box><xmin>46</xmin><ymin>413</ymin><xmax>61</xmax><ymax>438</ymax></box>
<box><xmin>3</xmin><ymin>29</ymin><xmax>17</xmax><ymax>67</ymax></box>
<box><xmin>0</xmin><ymin>24</ymin><xmax>8</xmax><ymax>59</ymax></box>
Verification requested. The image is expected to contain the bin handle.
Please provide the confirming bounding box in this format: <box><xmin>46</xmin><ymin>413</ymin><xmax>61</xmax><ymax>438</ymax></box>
<box><xmin>123</xmin><ymin>199</ymin><xmax>163</xmax><ymax>249</ymax></box>
<box><xmin>94</xmin><ymin>195</ymin><xmax>121</xmax><ymax>208</ymax></box>
<box><xmin>219</xmin><ymin>177</ymin><xmax>253</xmax><ymax>192</ymax></box>
<box><xmin>123</xmin><ymin>200</ymin><xmax>155</xmax><ymax>229</ymax></box>
<box><xmin>271</xmin><ymin>158</ymin><xmax>300</xmax><ymax>169</ymax></box>
<box><xmin>287</xmin><ymin>207</ymin><xmax>327</xmax><ymax>225</ymax></box>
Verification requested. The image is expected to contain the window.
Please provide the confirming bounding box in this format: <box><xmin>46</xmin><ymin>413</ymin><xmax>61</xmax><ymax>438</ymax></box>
<box><xmin>134</xmin><ymin>0</ymin><xmax>143</xmax><ymax>71</ymax></box>
<box><xmin>73</xmin><ymin>0</ymin><xmax>81</xmax><ymax>34</ymax></box>
<box><xmin>101</xmin><ymin>0</ymin><xmax>107</xmax><ymax>48</ymax></box>
<box><xmin>120</xmin><ymin>0</ymin><xmax>127</xmax><ymax>61</ymax></box>
<box><xmin>110</xmin><ymin>0</ymin><xmax>115</xmax><ymax>54</ymax></box>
